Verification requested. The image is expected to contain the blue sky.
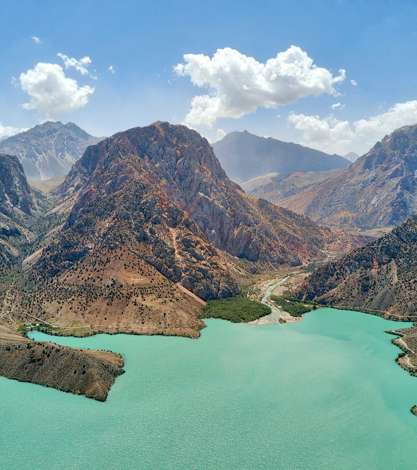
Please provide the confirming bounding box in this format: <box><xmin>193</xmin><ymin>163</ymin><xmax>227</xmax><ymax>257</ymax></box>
<box><xmin>2</xmin><ymin>0</ymin><xmax>417</xmax><ymax>155</ymax></box>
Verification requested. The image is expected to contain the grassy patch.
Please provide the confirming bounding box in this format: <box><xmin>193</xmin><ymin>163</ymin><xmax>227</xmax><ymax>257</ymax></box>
<box><xmin>271</xmin><ymin>295</ymin><xmax>315</xmax><ymax>317</ymax></box>
<box><xmin>201</xmin><ymin>295</ymin><xmax>271</xmax><ymax>323</ymax></box>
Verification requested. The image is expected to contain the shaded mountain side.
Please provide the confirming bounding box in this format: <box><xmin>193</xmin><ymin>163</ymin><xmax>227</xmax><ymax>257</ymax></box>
<box><xmin>0</xmin><ymin>121</ymin><xmax>101</xmax><ymax>180</ymax></box>
<box><xmin>280</xmin><ymin>124</ymin><xmax>417</xmax><ymax>230</ymax></box>
<box><xmin>213</xmin><ymin>130</ymin><xmax>349</xmax><ymax>182</ymax></box>
<box><xmin>296</xmin><ymin>216</ymin><xmax>417</xmax><ymax>319</ymax></box>
<box><xmin>242</xmin><ymin>170</ymin><xmax>341</xmax><ymax>204</ymax></box>
<box><xmin>0</xmin><ymin>153</ymin><xmax>48</xmax><ymax>271</ymax></box>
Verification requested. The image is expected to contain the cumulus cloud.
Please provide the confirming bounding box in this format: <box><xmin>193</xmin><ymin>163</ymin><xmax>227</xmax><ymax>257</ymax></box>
<box><xmin>350</xmin><ymin>79</ymin><xmax>358</xmax><ymax>86</ymax></box>
<box><xmin>331</xmin><ymin>102</ymin><xmax>344</xmax><ymax>110</ymax></box>
<box><xmin>31</xmin><ymin>36</ymin><xmax>41</xmax><ymax>45</ymax></box>
<box><xmin>57</xmin><ymin>53</ymin><xmax>96</xmax><ymax>78</ymax></box>
<box><xmin>175</xmin><ymin>45</ymin><xmax>346</xmax><ymax>129</ymax></box>
<box><xmin>19</xmin><ymin>62</ymin><xmax>95</xmax><ymax>118</ymax></box>
<box><xmin>0</xmin><ymin>123</ymin><xmax>26</xmax><ymax>141</ymax></box>
<box><xmin>289</xmin><ymin>100</ymin><xmax>417</xmax><ymax>155</ymax></box>
<box><xmin>108</xmin><ymin>65</ymin><xmax>116</xmax><ymax>74</ymax></box>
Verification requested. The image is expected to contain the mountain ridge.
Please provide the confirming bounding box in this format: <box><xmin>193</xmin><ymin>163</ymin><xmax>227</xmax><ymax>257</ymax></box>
<box><xmin>0</xmin><ymin>121</ymin><xmax>101</xmax><ymax>180</ymax></box>
<box><xmin>213</xmin><ymin>130</ymin><xmax>349</xmax><ymax>182</ymax></box>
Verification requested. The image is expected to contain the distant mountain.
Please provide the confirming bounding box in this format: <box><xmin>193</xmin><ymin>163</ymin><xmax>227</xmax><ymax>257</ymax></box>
<box><xmin>297</xmin><ymin>215</ymin><xmax>417</xmax><ymax>320</ymax></box>
<box><xmin>0</xmin><ymin>121</ymin><xmax>100</xmax><ymax>180</ymax></box>
<box><xmin>279</xmin><ymin>124</ymin><xmax>417</xmax><ymax>230</ymax></box>
<box><xmin>242</xmin><ymin>170</ymin><xmax>341</xmax><ymax>205</ymax></box>
<box><xmin>212</xmin><ymin>131</ymin><xmax>349</xmax><ymax>182</ymax></box>
<box><xmin>0</xmin><ymin>154</ymin><xmax>45</xmax><ymax>271</ymax></box>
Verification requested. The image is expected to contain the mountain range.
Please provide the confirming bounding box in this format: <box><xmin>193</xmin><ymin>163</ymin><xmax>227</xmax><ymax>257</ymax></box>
<box><xmin>0</xmin><ymin>121</ymin><xmax>100</xmax><ymax>180</ymax></box>
<box><xmin>213</xmin><ymin>130</ymin><xmax>349</xmax><ymax>182</ymax></box>
<box><xmin>0</xmin><ymin>121</ymin><xmax>360</xmax><ymax>400</ymax></box>
<box><xmin>276</xmin><ymin>124</ymin><xmax>417</xmax><ymax>230</ymax></box>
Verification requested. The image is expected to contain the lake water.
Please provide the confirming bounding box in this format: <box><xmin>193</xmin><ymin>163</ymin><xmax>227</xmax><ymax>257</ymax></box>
<box><xmin>1</xmin><ymin>308</ymin><xmax>417</xmax><ymax>469</ymax></box>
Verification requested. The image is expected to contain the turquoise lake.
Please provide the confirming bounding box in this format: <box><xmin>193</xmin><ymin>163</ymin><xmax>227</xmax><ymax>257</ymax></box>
<box><xmin>1</xmin><ymin>307</ymin><xmax>417</xmax><ymax>469</ymax></box>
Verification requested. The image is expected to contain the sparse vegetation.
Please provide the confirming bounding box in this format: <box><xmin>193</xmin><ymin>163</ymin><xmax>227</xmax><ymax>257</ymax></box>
<box><xmin>201</xmin><ymin>295</ymin><xmax>271</xmax><ymax>323</ymax></box>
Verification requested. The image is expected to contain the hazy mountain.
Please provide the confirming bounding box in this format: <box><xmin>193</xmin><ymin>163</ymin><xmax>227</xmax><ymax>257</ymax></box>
<box><xmin>0</xmin><ymin>121</ymin><xmax>101</xmax><ymax>180</ymax></box>
<box><xmin>212</xmin><ymin>131</ymin><xmax>349</xmax><ymax>181</ymax></box>
<box><xmin>242</xmin><ymin>170</ymin><xmax>341</xmax><ymax>204</ymax></box>
<box><xmin>279</xmin><ymin>124</ymin><xmax>417</xmax><ymax>230</ymax></box>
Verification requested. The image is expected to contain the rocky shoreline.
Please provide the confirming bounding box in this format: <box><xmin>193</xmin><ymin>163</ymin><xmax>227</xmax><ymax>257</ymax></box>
<box><xmin>0</xmin><ymin>326</ymin><xmax>124</xmax><ymax>401</ymax></box>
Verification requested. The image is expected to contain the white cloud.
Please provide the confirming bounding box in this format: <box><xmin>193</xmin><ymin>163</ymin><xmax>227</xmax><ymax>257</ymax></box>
<box><xmin>0</xmin><ymin>123</ymin><xmax>26</xmax><ymax>141</ymax></box>
<box><xmin>57</xmin><ymin>53</ymin><xmax>96</xmax><ymax>78</ymax></box>
<box><xmin>19</xmin><ymin>62</ymin><xmax>95</xmax><ymax>118</ymax></box>
<box><xmin>289</xmin><ymin>100</ymin><xmax>417</xmax><ymax>155</ymax></box>
<box><xmin>350</xmin><ymin>79</ymin><xmax>358</xmax><ymax>86</ymax></box>
<box><xmin>331</xmin><ymin>102</ymin><xmax>344</xmax><ymax>110</ymax></box>
<box><xmin>31</xmin><ymin>36</ymin><xmax>41</xmax><ymax>45</ymax></box>
<box><xmin>175</xmin><ymin>45</ymin><xmax>346</xmax><ymax>129</ymax></box>
<box><xmin>108</xmin><ymin>65</ymin><xmax>116</xmax><ymax>74</ymax></box>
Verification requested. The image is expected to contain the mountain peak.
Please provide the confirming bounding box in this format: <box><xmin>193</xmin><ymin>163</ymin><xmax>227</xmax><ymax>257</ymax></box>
<box><xmin>213</xmin><ymin>131</ymin><xmax>349</xmax><ymax>181</ymax></box>
<box><xmin>0</xmin><ymin>121</ymin><xmax>100</xmax><ymax>180</ymax></box>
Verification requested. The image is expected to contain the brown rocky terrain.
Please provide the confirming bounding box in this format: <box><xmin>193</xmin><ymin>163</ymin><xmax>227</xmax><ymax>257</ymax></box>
<box><xmin>279</xmin><ymin>124</ymin><xmax>417</xmax><ymax>230</ymax></box>
<box><xmin>295</xmin><ymin>216</ymin><xmax>417</xmax><ymax>319</ymax></box>
<box><xmin>0</xmin><ymin>326</ymin><xmax>124</xmax><ymax>401</ymax></box>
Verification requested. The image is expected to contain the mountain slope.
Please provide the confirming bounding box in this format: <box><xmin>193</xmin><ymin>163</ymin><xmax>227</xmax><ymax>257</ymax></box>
<box><xmin>0</xmin><ymin>121</ymin><xmax>100</xmax><ymax>180</ymax></box>
<box><xmin>0</xmin><ymin>153</ymin><xmax>45</xmax><ymax>271</ymax></box>
<box><xmin>297</xmin><ymin>216</ymin><xmax>417</xmax><ymax>319</ymax></box>
<box><xmin>242</xmin><ymin>170</ymin><xmax>341</xmax><ymax>204</ymax></box>
<box><xmin>8</xmin><ymin>122</ymin><xmax>349</xmax><ymax>341</ymax></box>
<box><xmin>212</xmin><ymin>131</ymin><xmax>349</xmax><ymax>182</ymax></box>
<box><xmin>280</xmin><ymin>124</ymin><xmax>417</xmax><ymax>229</ymax></box>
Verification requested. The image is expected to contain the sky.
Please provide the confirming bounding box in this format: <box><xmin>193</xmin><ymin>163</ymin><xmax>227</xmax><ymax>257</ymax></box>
<box><xmin>2</xmin><ymin>0</ymin><xmax>417</xmax><ymax>156</ymax></box>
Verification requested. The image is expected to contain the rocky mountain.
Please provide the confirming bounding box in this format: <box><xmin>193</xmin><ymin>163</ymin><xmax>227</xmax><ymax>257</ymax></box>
<box><xmin>212</xmin><ymin>131</ymin><xmax>349</xmax><ymax>182</ymax></box>
<box><xmin>0</xmin><ymin>122</ymin><xmax>362</xmax><ymax>400</ymax></box>
<box><xmin>242</xmin><ymin>170</ymin><xmax>341</xmax><ymax>205</ymax></box>
<box><xmin>0</xmin><ymin>121</ymin><xmax>100</xmax><ymax>180</ymax></box>
<box><xmin>10</xmin><ymin>122</ymin><xmax>349</xmax><ymax>340</ymax></box>
<box><xmin>0</xmin><ymin>153</ymin><xmax>45</xmax><ymax>271</ymax></box>
<box><xmin>279</xmin><ymin>124</ymin><xmax>417</xmax><ymax>230</ymax></box>
<box><xmin>296</xmin><ymin>216</ymin><xmax>417</xmax><ymax>319</ymax></box>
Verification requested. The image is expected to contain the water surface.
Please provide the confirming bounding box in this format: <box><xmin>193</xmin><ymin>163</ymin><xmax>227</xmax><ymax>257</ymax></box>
<box><xmin>1</xmin><ymin>308</ymin><xmax>417</xmax><ymax>469</ymax></box>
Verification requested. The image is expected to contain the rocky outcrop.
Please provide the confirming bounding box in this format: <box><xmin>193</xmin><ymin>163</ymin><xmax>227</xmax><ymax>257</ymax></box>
<box><xmin>0</xmin><ymin>121</ymin><xmax>100</xmax><ymax>180</ymax></box>
<box><xmin>0</xmin><ymin>338</ymin><xmax>124</xmax><ymax>401</ymax></box>
<box><xmin>213</xmin><ymin>130</ymin><xmax>348</xmax><ymax>182</ymax></box>
<box><xmin>280</xmin><ymin>124</ymin><xmax>417</xmax><ymax>230</ymax></box>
